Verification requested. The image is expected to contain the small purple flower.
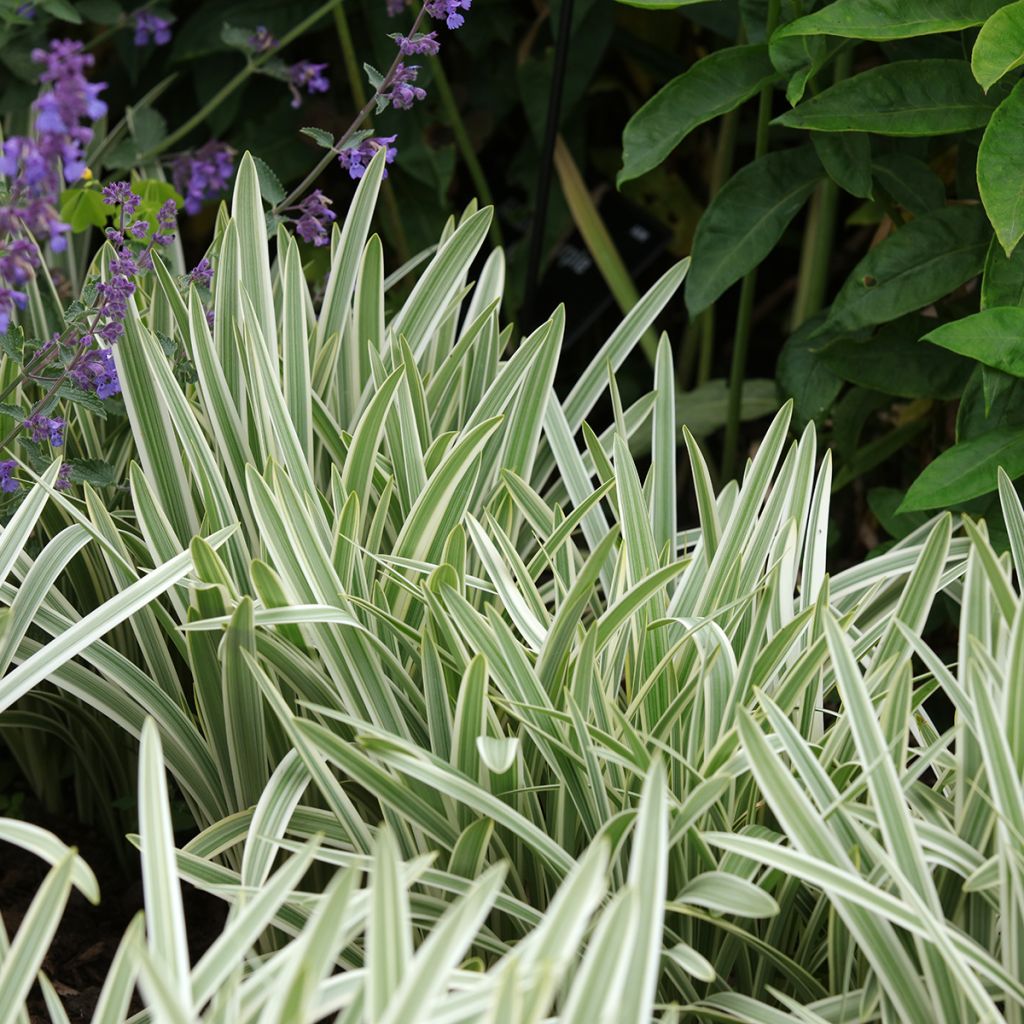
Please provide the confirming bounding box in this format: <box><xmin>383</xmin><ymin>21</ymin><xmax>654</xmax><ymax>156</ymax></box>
<box><xmin>337</xmin><ymin>135</ymin><xmax>397</xmax><ymax>180</ymax></box>
<box><xmin>293</xmin><ymin>189</ymin><xmax>336</xmax><ymax>246</ymax></box>
<box><xmin>129</xmin><ymin>220</ymin><xmax>149</xmax><ymax>239</ymax></box>
<box><xmin>0</xmin><ymin>239</ymin><xmax>36</xmax><ymax>287</ymax></box>
<box><xmin>23</xmin><ymin>413</ymin><xmax>64</xmax><ymax>447</ymax></box>
<box><xmin>56</xmin><ymin>463</ymin><xmax>72</xmax><ymax>490</ymax></box>
<box><xmin>386</xmin><ymin>0</ymin><xmax>405</xmax><ymax>14</ymax></box>
<box><xmin>133</xmin><ymin>11</ymin><xmax>173</xmax><ymax>47</ymax></box>
<box><xmin>187</xmin><ymin>257</ymin><xmax>213</xmax><ymax>288</ymax></box>
<box><xmin>205</xmin><ymin>309</ymin><xmax>215</xmax><ymax>329</ymax></box>
<box><xmin>248</xmin><ymin>25</ymin><xmax>277</xmax><ymax>52</ymax></box>
<box><xmin>153</xmin><ymin>198</ymin><xmax>177</xmax><ymax>244</ymax></box>
<box><xmin>288</xmin><ymin>61</ymin><xmax>330</xmax><ymax>108</ymax></box>
<box><xmin>0</xmin><ymin>461</ymin><xmax>19</xmax><ymax>493</ymax></box>
<box><xmin>70</xmin><ymin>347</ymin><xmax>120</xmax><ymax>399</ymax></box>
<box><xmin>0</xmin><ymin>287</ymin><xmax>28</xmax><ymax>334</ymax></box>
<box><xmin>394</xmin><ymin>32</ymin><xmax>440</xmax><ymax>56</ymax></box>
<box><xmin>171</xmin><ymin>142</ymin><xmax>235</xmax><ymax>216</ymax></box>
<box><xmin>383</xmin><ymin>64</ymin><xmax>425</xmax><ymax>109</ymax></box>
<box><xmin>102</xmin><ymin>181</ymin><xmax>141</xmax><ymax>216</ymax></box>
<box><xmin>425</xmin><ymin>0</ymin><xmax>471</xmax><ymax>29</ymax></box>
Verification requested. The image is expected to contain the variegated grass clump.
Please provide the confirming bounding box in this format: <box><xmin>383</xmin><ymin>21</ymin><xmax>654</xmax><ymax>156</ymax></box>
<box><xmin>1</xmin><ymin>149</ymin><xmax>1024</xmax><ymax>1023</ymax></box>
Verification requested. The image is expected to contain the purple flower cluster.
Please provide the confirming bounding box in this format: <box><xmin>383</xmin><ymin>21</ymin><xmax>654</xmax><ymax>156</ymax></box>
<box><xmin>171</xmin><ymin>142</ymin><xmax>235</xmax><ymax>216</ymax></box>
<box><xmin>0</xmin><ymin>461</ymin><xmax>18</xmax><ymax>493</ymax></box>
<box><xmin>0</xmin><ymin>40</ymin><xmax>107</xmax><ymax>330</ymax></box>
<box><xmin>288</xmin><ymin>61</ymin><xmax>330</xmax><ymax>109</ymax></box>
<box><xmin>187</xmin><ymin>258</ymin><xmax>213</xmax><ymax>289</ymax></box>
<box><xmin>383</xmin><ymin>63</ymin><xmax>426</xmax><ymax>109</ymax></box>
<box><xmin>425</xmin><ymin>0</ymin><xmax>471</xmax><ymax>30</ymax></box>
<box><xmin>377</xmin><ymin>0</ymin><xmax>469</xmax><ymax>127</ymax></box>
<box><xmin>56</xmin><ymin>463</ymin><xmax>72</xmax><ymax>490</ymax></box>
<box><xmin>69</xmin><ymin>347</ymin><xmax>120</xmax><ymax>399</ymax></box>
<box><xmin>338</xmin><ymin>136</ymin><xmax>398</xmax><ymax>181</ymax></box>
<box><xmin>293</xmin><ymin>190</ymin><xmax>336</xmax><ymax>246</ymax></box>
<box><xmin>248</xmin><ymin>25</ymin><xmax>277</xmax><ymax>53</ymax></box>
<box><xmin>394</xmin><ymin>32</ymin><xmax>440</xmax><ymax>56</ymax></box>
<box><xmin>23</xmin><ymin>413</ymin><xmax>64</xmax><ymax>447</ymax></box>
<box><xmin>0</xmin><ymin>239</ymin><xmax>36</xmax><ymax>333</ymax></box>
<box><xmin>133</xmin><ymin>11</ymin><xmax>173</xmax><ymax>47</ymax></box>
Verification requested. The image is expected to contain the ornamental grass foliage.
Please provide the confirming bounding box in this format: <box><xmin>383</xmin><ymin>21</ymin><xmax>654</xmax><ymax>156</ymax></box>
<box><xmin>2</xmin><ymin>3</ymin><xmax>1024</xmax><ymax>1024</ymax></box>
<box><xmin>0</xmin><ymin>148</ymin><xmax>1022</xmax><ymax>1021</ymax></box>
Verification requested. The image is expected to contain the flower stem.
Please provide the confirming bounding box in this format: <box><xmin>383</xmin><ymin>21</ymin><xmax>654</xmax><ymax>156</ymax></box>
<box><xmin>136</xmin><ymin>0</ymin><xmax>347</xmax><ymax>162</ymax></box>
<box><xmin>791</xmin><ymin>47</ymin><xmax>851</xmax><ymax>329</ymax></box>
<box><xmin>721</xmin><ymin>0</ymin><xmax>781</xmax><ymax>481</ymax></box>
<box><xmin>331</xmin><ymin>1</ymin><xmax>411</xmax><ymax>261</ymax></box>
<box><xmin>429</xmin><ymin>55</ymin><xmax>503</xmax><ymax>247</ymax></box>
<box><xmin>275</xmin><ymin>3</ymin><xmax>430</xmax><ymax>213</ymax></box>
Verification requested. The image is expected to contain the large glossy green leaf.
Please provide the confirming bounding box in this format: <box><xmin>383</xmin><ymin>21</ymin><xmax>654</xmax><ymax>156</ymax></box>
<box><xmin>619</xmin><ymin>45</ymin><xmax>777</xmax><ymax>185</ymax></box>
<box><xmin>900</xmin><ymin>426</ymin><xmax>1024</xmax><ymax>510</ymax></box>
<box><xmin>774</xmin><ymin>60</ymin><xmax>997</xmax><ymax>135</ymax></box>
<box><xmin>812</xmin><ymin>131</ymin><xmax>873</xmax><ymax>199</ymax></box>
<box><xmin>982</xmin><ymin>234</ymin><xmax>1024</xmax><ymax>307</ymax></box>
<box><xmin>972</xmin><ymin>0</ymin><xmax>1024</xmax><ymax>91</ymax></box>
<box><xmin>823</xmin><ymin>316</ymin><xmax>971</xmax><ymax>399</ymax></box>
<box><xmin>686</xmin><ymin>146</ymin><xmax>822</xmax><ymax>316</ymax></box>
<box><xmin>978</xmin><ymin>80</ymin><xmax>1024</xmax><ymax>256</ymax></box>
<box><xmin>774</xmin><ymin>0</ymin><xmax>1004</xmax><ymax>42</ymax></box>
<box><xmin>922</xmin><ymin>306</ymin><xmax>1024</xmax><ymax>376</ymax></box>
<box><xmin>826</xmin><ymin>205</ymin><xmax>991</xmax><ymax>333</ymax></box>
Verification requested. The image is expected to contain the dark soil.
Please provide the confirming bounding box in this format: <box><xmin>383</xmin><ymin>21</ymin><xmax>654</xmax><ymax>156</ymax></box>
<box><xmin>0</xmin><ymin>810</ymin><xmax>226</xmax><ymax>1023</ymax></box>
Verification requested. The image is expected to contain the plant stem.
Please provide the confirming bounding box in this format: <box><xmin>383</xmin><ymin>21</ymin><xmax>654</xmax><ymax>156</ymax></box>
<box><xmin>721</xmin><ymin>0</ymin><xmax>781</xmax><ymax>481</ymax></box>
<box><xmin>791</xmin><ymin>178</ymin><xmax>838</xmax><ymax>328</ymax></box>
<box><xmin>521</xmin><ymin>0</ymin><xmax>575</xmax><ymax>330</ymax></box>
<box><xmin>696</xmin><ymin>106</ymin><xmax>739</xmax><ymax>388</ymax></box>
<box><xmin>136</xmin><ymin>0</ymin><xmax>346</xmax><ymax>162</ymax></box>
<box><xmin>331</xmin><ymin>1</ymin><xmax>411</xmax><ymax>262</ymax></box>
<box><xmin>791</xmin><ymin>48</ymin><xmax>851</xmax><ymax>328</ymax></box>
<box><xmin>332</xmin><ymin>3</ymin><xmax>368</xmax><ymax>109</ymax></box>
<box><xmin>552</xmin><ymin>136</ymin><xmax>658</xmax><ymax>363</ymax></box>
<box><xmin>276</xmin><ymin>4</ymin><xmax>430</xmax><ymax>213</ymax></box>
<box><xmin>429</xmin><ymin>56</ymin><xmax>503</xmax><ymax>248</ymax></box>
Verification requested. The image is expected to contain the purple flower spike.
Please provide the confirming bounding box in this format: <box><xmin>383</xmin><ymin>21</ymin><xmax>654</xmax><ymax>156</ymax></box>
<box><xmin>0</xmin><ymin>461</ymin><xmax>19</xmax><ymax>493</ymax></box>
<box><xmin>394</xmin><ymin>32</ymin><xmax>440</xmax><ymax>56</ymax></box>
<box><xmin>288</xmin><ymin>61</ymin><xmax>330</xmax><ymax>108</ymax></box>
<box><xmin>425</xmin><ymin>0</ymin><xmax>471</xmax><ymax>29</ymax></box>
<box><xmin>133</xmin><ymin>11</ymin><xmax>173</xmax><ymax>47</ymax></box>
<box><xmin>102</xmin><ymin>181</ymin><xmax>141</xmax><ymax>215</ymax></box>
<box><xmin>293</xmin><ymin>189</ymin><xmax>336</xmax><ymax>246</ymax></box>
<box><xmin>337</xmin><ymin>135</ymin><xmax>397</xmax><ymax>180</ymax></box>
<box><xmin>23</xmin><ymin>413</ymin><xmax>64</xmax><ymax>447</ymax></box>
<box><xmin>56</xmin><ymin>464</ymin><xmax>72</xmax><ymax>490</ymax></box>
<box><xmin>153</xmin><ymin>198</ymin><xmax>177</xmax><ymax>244</ymax></box>
<box><xmin>171</xmin><ymin>142</ymin><xmax>235</xmax><ymax>215</ymax></box>
<box><xmin>383</xmin><ymin>64</ymin><xmax>425</xmax><ymax>109</ymax></box>
<box><xmin>0</xmin><ymin>287</ymin><xmax>28</xmax><ymax>334</ymax></box>
<box><xmin>187</xmin><ymin>257</ymin><xmax>214</xmax><ymax>288</ymax></box>
<box><xmin>70</xmin><ymin>348</ymin><xmax>120</xmax><ymax>399</ymax></box>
